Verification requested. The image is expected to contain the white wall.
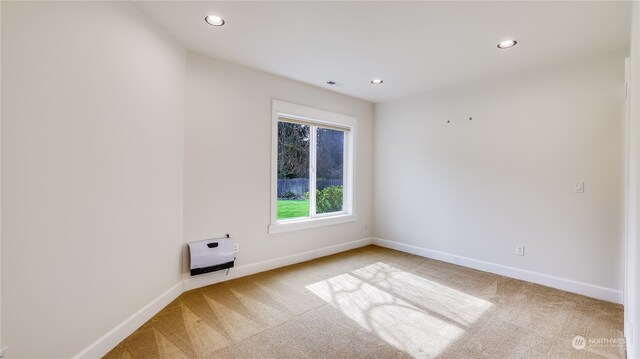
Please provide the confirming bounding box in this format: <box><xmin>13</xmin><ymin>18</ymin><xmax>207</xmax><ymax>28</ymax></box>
<box><xmin>0</xmin><ymin>5</ymin><xmax>373</xmax><ymax>356</ymax></box>
<box><xmin>0</xmin><ymin>0</ymin><xmax>3</xmax><ymax>354</ymax></box>
<box><xmin>1</xmin><ymin>0</ymin><xmax>627</xmax><ymax>357</ymax></box>
<box><xmin>1</xmin><ymin>2</ymin><xmax>185</xmax><ymax>358</ymax></box>
<box><xmin>374</xmin><ymin>51</ymin><xmax>627</xmax><ymax>297</ymax></box>
<box><xmin>626</xmin><ymin>1</ymin><xmax>640</xmax><ymax>357</ymax></box>
<box><xmin>184</xmin><ymin>53</ymin><xmax>373</xmax><ymax>277</ymax></box>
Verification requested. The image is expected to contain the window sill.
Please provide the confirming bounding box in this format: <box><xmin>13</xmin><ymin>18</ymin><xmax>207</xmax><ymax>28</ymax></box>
<box><xmin>268</xmin><ymin>214</ymin><xmax>357</xmax><ymax>234</ymax></box>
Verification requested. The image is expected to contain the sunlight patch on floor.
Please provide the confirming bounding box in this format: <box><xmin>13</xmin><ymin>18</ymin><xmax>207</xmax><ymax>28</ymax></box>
<box><xmin>352</xmin><ymin>262</ymin><xmax>492</xmax><ymax>326</ymax></box>
<box><xmin>306</xmin><ymin>262</ymin><xmax>493</xmax><ymax>358</ymax></box>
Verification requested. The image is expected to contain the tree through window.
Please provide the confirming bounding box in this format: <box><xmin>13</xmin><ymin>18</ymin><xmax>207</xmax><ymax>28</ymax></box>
<box><xmin>270</xmin><ymin>100</ymin><xmax>355</xmax><ymax>233</ymax></box>
<box><xmin>276</xmin><ymin>120</ymin><xmax>347</xmax><ymax>221</ymax></box>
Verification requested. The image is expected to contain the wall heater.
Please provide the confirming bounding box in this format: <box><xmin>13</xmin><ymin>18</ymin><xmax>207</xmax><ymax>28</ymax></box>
<box><xmin>188</xmin><ymin>234</ymin><xmax>236</xmax><ymax>276</ymax></box>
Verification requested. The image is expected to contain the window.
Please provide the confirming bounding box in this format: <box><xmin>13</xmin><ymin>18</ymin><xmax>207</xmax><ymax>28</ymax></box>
<box><xmin>270</xmin><ymin>100</ymin><xmax>356</xmax><ymax>234</ymax></box>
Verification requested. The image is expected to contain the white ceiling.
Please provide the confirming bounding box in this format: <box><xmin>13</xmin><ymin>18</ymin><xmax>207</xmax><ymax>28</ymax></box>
<box><xmin>134</xmin><ymin>1</ymin><xmax>631</xmax><ymax>103</ymax></box>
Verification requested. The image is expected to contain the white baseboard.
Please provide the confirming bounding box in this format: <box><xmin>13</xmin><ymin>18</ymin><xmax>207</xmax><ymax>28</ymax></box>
<box><xmin>184</xmin><ymin>237</ymin><xmax>373</xmax><ymax>291</ymax></box>
<box><xmin>372</xmin><ymin>237</ymin><xmax>623</xmax><ymax>304</ymax></box>
<box><xmin>72</xmin><ymin>281</ymin><xmax>184</xmax><ymax>359</ymax></box>
<box><xmin>74</xmin><ymin>237</ymin><xmax>373</xmax><ymax>358</ymax></box>
<box><xmin>74</xmin><ymin>235</ymin><xmax>620</xmax><ymax>359</ymax></box>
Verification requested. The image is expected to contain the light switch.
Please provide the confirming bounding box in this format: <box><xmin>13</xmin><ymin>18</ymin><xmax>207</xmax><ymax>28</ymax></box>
<box><xmin>573</xmin><ymin>182</ymin><xmax>584</xmax><ymax>193</ymax></box>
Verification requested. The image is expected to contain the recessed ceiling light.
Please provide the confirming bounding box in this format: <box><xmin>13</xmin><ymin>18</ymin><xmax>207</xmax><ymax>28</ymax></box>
<box><xmin>497</xmin><ymin>40</ymin><xmax>517</xmax><ymax>49</ymax></box>
<box><xmin>205</xmin><ymin>15</ymin><xmax>225</xmax><ymax>26</ymax></box>
<box><xmin>371</xmin><ymin>79</ymin><xmax>383</xmax><ymax>85</ymax></box>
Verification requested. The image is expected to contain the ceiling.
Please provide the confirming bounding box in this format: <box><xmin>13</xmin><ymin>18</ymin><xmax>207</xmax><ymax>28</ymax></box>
<box><xmin>134</xmin><ymin>1</ymin><xmax>631</xmax><ymax>103</ymax></box>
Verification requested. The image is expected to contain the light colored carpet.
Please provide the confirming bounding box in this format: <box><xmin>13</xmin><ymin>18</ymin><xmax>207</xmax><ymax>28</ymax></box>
<box><xmin>104</xmin><ymin>245</ymin><xmax>625</xmax><ymax>359</ymax></box>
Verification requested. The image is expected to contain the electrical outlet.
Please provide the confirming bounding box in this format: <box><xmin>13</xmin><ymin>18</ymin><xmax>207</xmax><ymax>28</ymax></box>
<box><xmin>234</xmin><ymin>243</ymin><xmax>238</xmax><ymax>254</ymax></box>
<box><xmin>515</xmin><ymin>245</ymin><xmax>525</xmax><ymax>256</ymax></box>
<box><xmin>573</xmin><ymin>182</ymin><xmax>584</xmax><ymax>193</ymax></box>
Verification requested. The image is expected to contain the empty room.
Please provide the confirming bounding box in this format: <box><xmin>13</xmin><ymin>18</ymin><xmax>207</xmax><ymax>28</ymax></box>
<box><xmin>1</xmin><ymin>1</ymin><xmax>640</xmax><ymax>358</ymax></box>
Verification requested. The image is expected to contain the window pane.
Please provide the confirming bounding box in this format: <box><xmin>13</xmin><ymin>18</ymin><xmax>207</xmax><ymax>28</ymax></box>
<box><xmin>316</xmin><ymin>127</ymin><xmax>344</xmax><ymax>214</ymax></box>
<box><xmin>277</xmin><ymin>121</ymin><xmax>310</xmax><ymax>220</ymax></box>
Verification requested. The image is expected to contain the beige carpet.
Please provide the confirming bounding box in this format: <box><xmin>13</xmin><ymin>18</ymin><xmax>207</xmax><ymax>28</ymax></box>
<box><xmin>104</xmin><ymin>245</ymin><xmax>625</xmax><ymax>359</ymax></box>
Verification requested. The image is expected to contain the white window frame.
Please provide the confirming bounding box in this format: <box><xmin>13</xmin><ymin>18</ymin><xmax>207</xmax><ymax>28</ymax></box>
<box><xmin>269</xmin><ymin>100</ymin><xmax>357</xmax><ymax>234</ymax></box>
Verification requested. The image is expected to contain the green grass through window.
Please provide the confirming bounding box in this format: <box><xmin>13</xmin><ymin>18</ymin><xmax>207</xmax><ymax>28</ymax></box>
<box><xmin>277</xmin><ymin>199</ymin><xmax>309</xmax><ymax>220</ymax></box>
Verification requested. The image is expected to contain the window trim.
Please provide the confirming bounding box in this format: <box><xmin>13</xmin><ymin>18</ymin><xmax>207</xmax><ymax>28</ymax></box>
<box><xmin>269</xmin><ymin>100</ymin><xmax>357</xmax><ymax>234</ymax></box>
